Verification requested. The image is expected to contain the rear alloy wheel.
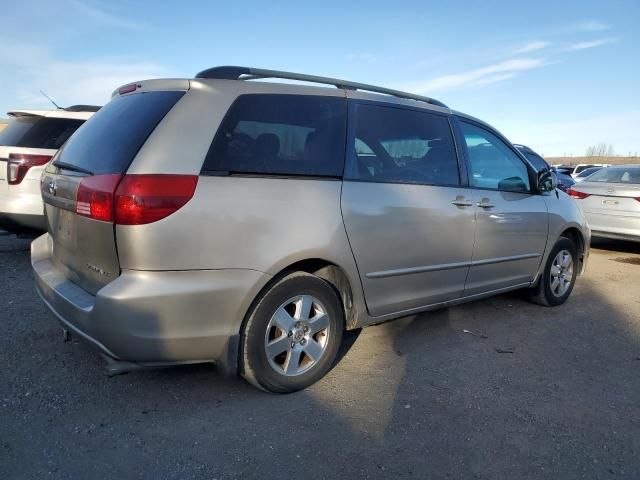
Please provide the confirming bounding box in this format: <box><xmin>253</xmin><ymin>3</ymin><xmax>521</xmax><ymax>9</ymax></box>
<box><xmin>241</xmin><ymin>272</ymin><xmax>344</xmax><ymax>393</ymax></box>
<box><xmin>528</xmin><ymin>236</ymin><xmax>578</xmax><ymax>306</ymax></box>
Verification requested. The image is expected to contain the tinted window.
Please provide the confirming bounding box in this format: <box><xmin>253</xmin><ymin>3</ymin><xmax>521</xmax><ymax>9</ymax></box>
<box><xmin>460</xmin><ymin>121</ymin><xmax>530</xmax><ymax>192</ymax></box>
<box><xmin>52</xmin><ymin>91</ymin><xmax>184</xmax><ymax>175</ymax></box>
<box><xmin>346</xmin><ymin>104</ymin><xmax>459</xmax><ymax>186</ymax></box>
<box><xmin>586</xmin><ymin>167</ymin><xmax>640</xmax><ymax>184</ymax></box>
<box><xmin>576</xmin><ymin>167</ymin><xmax>601</xmax><ymax>178</ymax></box>
<box><xmin>574</xmin><ymin>164</ymin><xmax>596</xmax><ymax>174</ymax></box>
<box><xmin>203</xmin><ymin>95</ymin><xmax>346</xmax><ymax>177</ymax></box>
<box><xmin>0</xmin><ymin>116</ymin><xmax>39</xmax><ymax>146</ymax></box>
<box><xmin>18</xmin><ymin>118</ymin><xmax>85</xmax><ymax>149</ymax></box>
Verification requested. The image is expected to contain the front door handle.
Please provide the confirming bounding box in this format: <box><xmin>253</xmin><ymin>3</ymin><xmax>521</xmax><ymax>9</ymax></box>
<box><xmin>477</xmin><ymin>201</ymin><xmax>495</xmax><ymax>209</ymax></box>
<box><xmin>451</xmin><ymin>199</ymin><xmax>473</xmax><ymax>207</ymax></box>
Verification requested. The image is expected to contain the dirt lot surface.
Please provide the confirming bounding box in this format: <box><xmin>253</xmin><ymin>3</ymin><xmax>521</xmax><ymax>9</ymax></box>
<box><xmin>1</xmin><ymin>232</ymin><xmax>639</xmax><ymax>479</ymax></box>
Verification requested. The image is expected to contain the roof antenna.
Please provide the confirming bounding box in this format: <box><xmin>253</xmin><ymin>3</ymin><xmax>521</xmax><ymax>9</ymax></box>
<box><xmin>39</xmin><ymin>90</ymin><xmax>62</xmax><ymax>109</ymax></box>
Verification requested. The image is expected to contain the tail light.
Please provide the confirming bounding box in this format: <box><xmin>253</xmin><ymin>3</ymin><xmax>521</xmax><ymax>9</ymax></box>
<box><xmin>7</xmin><ymin>153</ymin><xmax>53</xmax><ymax>185</ymax></box>
<box><xmin>75</xmin><ymin>174</ymin><xmax>198</xmax><ymax>225</ymax></box>
<box><xmin>76</xmin><ymin>174</ymin><xmax>122</xmax><ymax>222</ymax></box>
<box><xmin>566</xmin><ymin>187</ymin><xmax>590</xmax><ymax>199</ymax></box>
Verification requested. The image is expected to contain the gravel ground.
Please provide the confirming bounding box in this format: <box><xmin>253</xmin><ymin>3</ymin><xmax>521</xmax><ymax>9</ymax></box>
<box><xmin>1</xmin><ymin>232</ymin><xmax>639</xmax><ymax>479</ymax></box>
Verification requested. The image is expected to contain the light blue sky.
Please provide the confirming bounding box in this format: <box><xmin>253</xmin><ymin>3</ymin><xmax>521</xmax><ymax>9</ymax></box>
<box><xmin>1</xmin><ymin>0</ymin><xmax>638</xmax><ymax>156</ymax></box>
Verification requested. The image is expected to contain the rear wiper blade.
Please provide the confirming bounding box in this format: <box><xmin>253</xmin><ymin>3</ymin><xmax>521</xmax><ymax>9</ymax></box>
<box><xmin>52</xmin><ymin>160</ymin><xmax>93</xmax><ymax>175</ymax></box>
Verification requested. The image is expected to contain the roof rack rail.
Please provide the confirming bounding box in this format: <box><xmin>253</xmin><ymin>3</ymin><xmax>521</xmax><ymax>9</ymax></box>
<box><xmin>195</xmin><ymin>66</ymin><xmax>448</xmax><ymax>108</ymax></box>
<box><xmin>64</xmin><ymin>105</ymin><xmax>101</xmax><ymax>112</ymax></box>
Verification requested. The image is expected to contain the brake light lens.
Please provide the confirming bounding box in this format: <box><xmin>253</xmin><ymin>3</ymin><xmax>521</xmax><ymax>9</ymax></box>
<box><xmin>118</xmin><ymin>83</ymin><xmax>138</xmax><ymax>94</ymax></box>
<box><xmin>75</xmin><ymin>174</ymin><xmax>197</xmax><ymax>224</ymax></box>
<box><xmin>7</xmin><ymin>153</ymin><xmax>52</xmax><ymax>185</ymax></box>
<box><xmin>115</xmin><ymin>175</ymin><xmax>198</xmax><ymax>225</ymax></box>
<box><xmin>566</xmin><ymin>187</ymin><xmax>590</xmax><ymax>199</ymax></box>
<box><xmin>76</xmin><ymin>174</ymin><xmax>122</xmax><ymax>222</ymax></box>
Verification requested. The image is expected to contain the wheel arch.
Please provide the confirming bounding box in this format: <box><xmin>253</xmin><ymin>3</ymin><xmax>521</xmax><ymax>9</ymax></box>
<box><xmin>260</xmin><ymin>258</ymin><xmax>358</xmax><ymax>331</ymax></box>
<box><xmin>225</xmin><ymin>258</ymin><xmax>358</xmax><ymax>379</ymax></box>
<box><xmin>559</xmin><ymin>226</ymin><xmax>587</xmax><ymax>274</ymax></box>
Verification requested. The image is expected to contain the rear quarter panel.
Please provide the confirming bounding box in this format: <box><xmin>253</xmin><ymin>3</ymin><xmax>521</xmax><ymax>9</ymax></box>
<box><xmin>116</xmin><ymin>175</ymin><xmax>367</xmax><ymax>324</ymax></box>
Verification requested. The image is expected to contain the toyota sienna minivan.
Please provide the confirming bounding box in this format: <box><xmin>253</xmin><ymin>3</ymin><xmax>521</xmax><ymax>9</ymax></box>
<box><xmin>32</xmin><ymin>67</ymin><xmax>590</xmax><ymax>393</ymax></box>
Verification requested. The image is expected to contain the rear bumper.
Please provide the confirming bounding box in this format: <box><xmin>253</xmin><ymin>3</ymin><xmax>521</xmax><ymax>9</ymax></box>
<box><xmin>0</xmin><ymin>212</ymin><xmax>46</xmax><ymax>233</ymax></box>
<box><xmin>591</xmin><ymin>230</ymin><xmax>640</xmax><ymax>243</ymax></box>
<box><xmin>31</xmin><ymin>234</ymin><xmax>271</xmax><ymax>371</ymax></box>
<box><xmin>0</xmin><ymin>189</ymin><xmax>46</xmax><ymax>233</ymax></box>
<box><xmin>584</xmin><ymin>211</ymin><xmax>640</xmax><ymax>242</ymax></box>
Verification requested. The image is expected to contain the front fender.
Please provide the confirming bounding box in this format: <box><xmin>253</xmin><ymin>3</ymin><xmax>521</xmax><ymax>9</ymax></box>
<box><xmin>541</xmin><ymin>190</ymin><xmax>590</xmax><ymax>276</ymax></box>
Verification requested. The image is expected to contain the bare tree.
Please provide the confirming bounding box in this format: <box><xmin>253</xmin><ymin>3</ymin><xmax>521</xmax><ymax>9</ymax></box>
<box><xmin>585</xmin><ymin>143</ymin><xmax>615</xmax><ymax>158</ymax></box>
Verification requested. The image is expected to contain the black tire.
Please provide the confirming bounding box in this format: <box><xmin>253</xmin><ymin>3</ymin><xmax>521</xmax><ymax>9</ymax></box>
<box><xmin>241</xmin><ymin>272</ymin><xmax>344</xmax><ymax>393</ymax></box>
<box><xmin>528</xmin><ymin>236</ymin><xmax>578</xmax><ymax>307</ymax></box>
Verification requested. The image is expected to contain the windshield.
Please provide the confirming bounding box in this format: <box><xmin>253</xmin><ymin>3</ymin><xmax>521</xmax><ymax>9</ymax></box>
<box><xmin>585</xmin><ymin>167</ymin><xmax>640</xmax><ymax>184</ymax></box>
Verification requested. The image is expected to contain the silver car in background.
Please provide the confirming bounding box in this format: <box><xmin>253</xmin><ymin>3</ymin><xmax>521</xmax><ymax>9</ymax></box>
<box><xmin>32</xmin><ymin>67</ymin><xmax>590</xmax><ymax>393</ymax></box>
<box><xmin>568</xmin><ymin>165</ymin><xmax>640</xmax><ymax>242</ymax></box>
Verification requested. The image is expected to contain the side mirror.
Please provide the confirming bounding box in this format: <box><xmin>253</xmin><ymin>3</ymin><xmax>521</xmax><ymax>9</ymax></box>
<box><xmin>538</xmin><ymin>169</ymin><xmax>557</xmax><ymax>193</ymax></box>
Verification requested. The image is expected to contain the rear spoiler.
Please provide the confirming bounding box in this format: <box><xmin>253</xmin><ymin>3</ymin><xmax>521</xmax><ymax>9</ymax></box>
<box><xmin>7</xmin><ymin>110</ymin><xmax>49</xmax><ymax>118</ymax></box>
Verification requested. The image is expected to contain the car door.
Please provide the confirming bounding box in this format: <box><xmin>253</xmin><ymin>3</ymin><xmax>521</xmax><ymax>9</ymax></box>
<box><xmin>341</xmin><ymin>102</ymin><xmax>476</xmax><ymax>317</ymax></box>
<box><xmin>454</xmin><ymin>118</ymin><xmax>548</xmax><ymax>296</ymax></box>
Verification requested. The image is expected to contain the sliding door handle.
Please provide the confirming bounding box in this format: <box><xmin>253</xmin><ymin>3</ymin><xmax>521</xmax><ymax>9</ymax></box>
<box><xmin>477</xmin><ymin>202</ymin><xmax>496</xmax><ymax>209</ymax></box>
<box><xmin>451</xmin><ymin>199</ymin><xmax>473</xmax><ymax>207</ymax></box>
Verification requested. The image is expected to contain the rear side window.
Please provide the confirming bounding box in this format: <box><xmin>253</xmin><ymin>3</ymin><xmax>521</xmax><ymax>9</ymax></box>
<box><xmin>0</xmin><ymin>116</ymin><xmax>40</xmax><ymax>146</ymax></box>
<box><xmin>53</xmin><ymin>91</ymin><xmax>184</xmax><ymax>175</ymax></box>
<box><xmin>346</xmin><ymin>103</ymin><xmax>460</xmax><ymax>186</ymax></box>
<box><xmin>586</xmin><ymin>167</ymin><xmax>640</xmax><ymax>184</ymax></box>
<box><xmin>203</xmin><ymin>94</ymin><xmax>347</xmax><ymax>177</ymax></box>
<box><xmin>18</xmin><ymin>118</ymin><xmax>85</xmax><ymax>149</ymax></box>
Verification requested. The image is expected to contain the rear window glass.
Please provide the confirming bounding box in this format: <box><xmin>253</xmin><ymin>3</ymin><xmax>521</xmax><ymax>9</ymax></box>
<box><xmin>53</xmin><ymin>91</ymin><xmax>184</xmax><ymax>175</ymax></box>
<box><xmin>0</xmin><ymin>117</ymin><xmax>40</xmax><ymax>147</ymax></box>
<box><xmin>203</xmin><ymin>94</ymin><xmax>347</xmax><ymax>177</ymax></box>
<box><xmin>586</xmin><ymin>167</ymin><xmax>640</xmax><ymax>184</ymax></box>
<box><xmin>18</xmin><ymin>118</ymin><xmax>85</xmax><ymax>149</ymax></box>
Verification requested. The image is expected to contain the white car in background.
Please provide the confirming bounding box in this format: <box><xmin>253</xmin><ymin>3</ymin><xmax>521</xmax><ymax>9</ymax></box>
<box><xmin>0</xmin><ymin>105</ymin><xmax>99</xmax><ymax>233</ymax></box>
<box><xmin>568</xmin><ymin>165</ymin><xmax>640</xmax><ymax>242</ymax></box>
<box><xmin>573</xmin><ymin>166</ymin><xmax>603</xmax><ymax>182</ymax></box>
<box><xmin>571</xmin><ymin>163</ymin><xmax>611</xmax><ymax>179</ymax></box>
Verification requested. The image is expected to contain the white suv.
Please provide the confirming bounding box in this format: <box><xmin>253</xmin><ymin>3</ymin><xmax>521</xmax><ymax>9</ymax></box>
<box><xmin>0</xmin><ymin>105</ymin><xmax>99</xmax><ymax>233</ymax></box>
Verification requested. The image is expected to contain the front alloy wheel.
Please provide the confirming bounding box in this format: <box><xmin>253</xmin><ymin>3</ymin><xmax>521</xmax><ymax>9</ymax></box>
<box><xmin>528</xmin><ymin>236</ymin><xmax>578</xmax><ymax>306</ymax></box>
<box><xmin>549</xmin><ymin>249</ymin><xmax>574</xmax><ymax>298</ymax></box>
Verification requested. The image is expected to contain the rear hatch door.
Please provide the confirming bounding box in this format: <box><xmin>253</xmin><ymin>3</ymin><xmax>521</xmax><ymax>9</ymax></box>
<box><xmin>41</xmin><ymin>89</ymin><xmax>186</xmax><ymax>294</ymax></box>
